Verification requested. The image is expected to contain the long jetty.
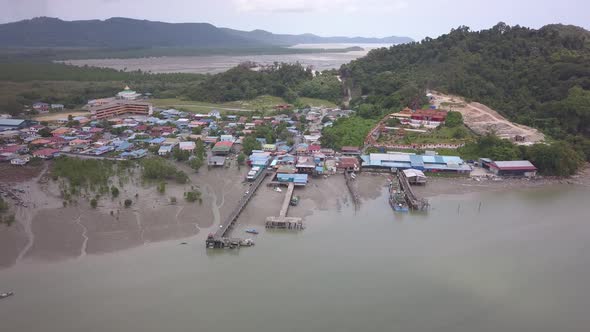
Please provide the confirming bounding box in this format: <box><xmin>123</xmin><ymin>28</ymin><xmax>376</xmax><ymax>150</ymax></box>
<box><xmin>397</xmin><ymin>170</ymin><xmax>429</xmax><ymax>211</ymax></box>
<box><xmin>266</xmin><ymin>183</ymin><xmax>304</xmax><ymax>230</ymax></box>
<box><xmin>344</xmin><ymin>172</ymin><xmax>360</xmax><ymax>210</ymax></box>
<box><xmin>206</xmin><ymin>169</ymin><xmax>269</xmax><ymax>248</ymax></box>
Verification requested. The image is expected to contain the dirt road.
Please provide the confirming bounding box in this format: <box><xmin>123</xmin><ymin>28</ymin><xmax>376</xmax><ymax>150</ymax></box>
<box><xmin>430</xmin><ymin>91</ymin><xmax>545</xmax><ymax>144</ymax></box>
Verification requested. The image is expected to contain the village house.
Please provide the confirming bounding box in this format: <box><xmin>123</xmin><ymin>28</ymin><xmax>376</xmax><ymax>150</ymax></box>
<box><xmin>179</xmin><ymin>141</ymin><xmax>196</xmax><ymax>153</ymax></box>
<box><xmin>32</xmin><ymin>102</ymin><xmax>50</xmax><ymax>113</ymax></box>
<box><xmin>33</xmin><ymin>148</ymin><xmax>60</xmax><ymax>159</ymax></box>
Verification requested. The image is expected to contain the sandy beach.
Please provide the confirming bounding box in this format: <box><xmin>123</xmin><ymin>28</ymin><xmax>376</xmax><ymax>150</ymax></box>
<box><xmin>1</xmin><ymin>161</ymin><xmax>588</xmax><ymax>269</ymax></box>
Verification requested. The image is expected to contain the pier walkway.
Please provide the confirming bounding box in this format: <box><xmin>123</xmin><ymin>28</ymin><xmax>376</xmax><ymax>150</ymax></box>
<box><xmin>397</xmin><ymin>171</ymin><xmax>429</xmax><ymax>211</ymax></box>
<box><xmin>206</xmin><ymin>170</ymin><xmax>269</xmax><ymax>248</ymax></box>
<box><xmin>266</xmin><ymin>183</ymin><xmax>304</xmax><ymax>230</ymax></box>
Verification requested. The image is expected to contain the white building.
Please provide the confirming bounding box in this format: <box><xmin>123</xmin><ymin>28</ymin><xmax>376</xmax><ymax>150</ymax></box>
<box><xmin>116</xmin><ymin>86</ymin><xmax>142</xmax><ymax>100</ymax></box>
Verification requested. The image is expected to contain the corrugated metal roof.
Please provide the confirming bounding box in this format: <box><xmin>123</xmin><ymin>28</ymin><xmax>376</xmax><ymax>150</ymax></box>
<box><xmin>493</xmin><ymin>160</ymin><xmax>536</xmax><ymax>169</ymax></box>
<box><xmin>0</xmin><ymin>119</ymin><xmax>26</xmax><ymax>126</ymax></box>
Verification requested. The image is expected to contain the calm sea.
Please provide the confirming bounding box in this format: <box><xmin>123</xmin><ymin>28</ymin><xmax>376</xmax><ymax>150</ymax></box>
<box><xmin>1</xmin><ymin>185</ymin><xmax>590</xmax><ymax>332</ymax></box>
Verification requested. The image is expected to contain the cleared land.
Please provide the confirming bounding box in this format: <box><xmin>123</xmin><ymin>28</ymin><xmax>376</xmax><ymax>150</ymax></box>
<box><xmin>152</xmin><ymin>95</ymin><xmax>337</xmax><ymax>113</ymax></box>
<box><xmin>34</xmin><ymin>111</ymin><xmax>90</xmax><ymax>121</ymax></box>
<box><xmin>430</xmin><ymin>91</ymin><xmax>545</xmax><ymax>144</ymax></box>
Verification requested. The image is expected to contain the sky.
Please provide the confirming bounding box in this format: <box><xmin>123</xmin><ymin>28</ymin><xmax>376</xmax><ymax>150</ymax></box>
<box><xmin>1</xmin><ymin>0</ymin><xmax>589</xmax><ymax>40</ymax></box>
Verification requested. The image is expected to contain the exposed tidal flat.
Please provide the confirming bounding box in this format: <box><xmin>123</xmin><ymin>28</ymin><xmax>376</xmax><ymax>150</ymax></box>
<box><xmin>1</xmin><ymin>168</ymin><xmax>590</xmax><ymax>331</ymax></box>
<box><xmin>60</xmin><ymin>44</ymin><xmax>391</xmax><ymax>74</ymax></box>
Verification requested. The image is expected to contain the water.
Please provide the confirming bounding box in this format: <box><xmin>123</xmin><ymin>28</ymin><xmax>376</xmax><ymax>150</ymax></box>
<box><xmin>1</xmin><ymin>185</ymin><xmax>590</xmax><ymax>332</ymax></box>
<box><xmin>61</xmin><ymin>44</ymin><xmax>393</xmax><ymax>74</ymax></box>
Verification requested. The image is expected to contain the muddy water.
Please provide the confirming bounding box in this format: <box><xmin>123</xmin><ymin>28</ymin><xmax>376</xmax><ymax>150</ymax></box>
<box><xmin>1</xmin><ymin>184</ymin><xmax>589</xmax><ymax>332</ymax></box>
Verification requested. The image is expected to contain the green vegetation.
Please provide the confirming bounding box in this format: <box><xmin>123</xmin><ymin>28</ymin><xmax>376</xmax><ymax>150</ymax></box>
<box><xmin>445</xmin><ymin>111</ymin><xmax>464</xmax><ymax>128</ymax></box>
<box><xmin>237</xmin><ymin>153</ymin><xmax>246</xmax><ymax>165</ymax></box>
<box><xmin>157</xmin><ymin>181</ymin><xmax>166</xmax><ymax>194</ymax></box>
<box><xmin>186</xmin><ymin>63</ymin><xmax>342</xmax><ymax>105</ymax></box>
<box><xmin>342</xmin><ymin>23</ymin><xmax>590</xmax><ymax>160</ymax></box>
<box><xmin>320</xmin><ymin>117</ymin><xmax>377</xmax><ymax>149</ymax></box>
<box><xmin>124</xmin><ymin>199</ymin><xmax>133</xmax><ymax>208</ymax></box>
<box><xmin>242</xmin><ymin>136</ymin><xmax>262</xmax><ymax>155</ymax></box>
<box><xmin>0</xmin><ymin>197</ymin><xmax>15</xmax><ymax>226</ymax></box>
<box><xmin>90</xmin><ymin>198</ymin><xmax>98</xmax><ymax>209</ymax></box>
<box><xmin>184</xmin><ymin>189</ymin><xmax>203</xmax><ymax>204</ymax></box>
<box><xmin>140</xmin><ymin>157</ymin><xmax>188</xmax><ymax>184</ymax></box>
<box><xmin>110</xmin><ymin>186</ymin><xmax>120</xmax><ymax>198</ymax></box>
<box><xmin>457</xmin><ymin>134</ymin><xmax>583</xmax><ymax>176</ymax></box>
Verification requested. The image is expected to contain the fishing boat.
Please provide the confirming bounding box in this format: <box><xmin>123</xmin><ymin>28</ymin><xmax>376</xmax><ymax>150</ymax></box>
<box><xmin>240</xmin><ymin>239</ymin><xmax>255</xmax><ymax>247</ymax></box>
<box><xmin>245</xmin><ymin>228</ymin><xmax>259</xmax><ymax>235</ymax></box>
<box><xmin>0</xmin><ymin>291</ymin><xmax>14</xmax><ymax>300</ymax></box>
<box><xmin>389</xmin><ymin>181</ymin><xmax>409</xmax><ymax>213</ymax></box>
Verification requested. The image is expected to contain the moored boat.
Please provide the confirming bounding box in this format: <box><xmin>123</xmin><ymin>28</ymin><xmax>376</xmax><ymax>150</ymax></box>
<box><xmin>245</xmin><ymin>228</ymin><xmax>259</xmax><ymax>234</ymax></box>
<box><xmin>1</xmin><ymin>291</ymin><xmax>14</xmax><ymax>300</ymax></box>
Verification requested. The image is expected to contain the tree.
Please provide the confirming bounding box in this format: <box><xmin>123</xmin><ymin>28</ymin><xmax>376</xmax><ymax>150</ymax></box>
<box><xmin>124</xmin><ymin>199</ymin><xmax>133</xmax><ymax>208</ymax></box>
<box><xmin>237</xmin><ymin>153</ymin><xmax>246</xmax><ymax>165</ymax></box>
<box><xmin>90</xmin><ymin>198</ymin><xmax>98</xmax><ymax>208</ymax></box>
<box><xmin>189</xmin><ymin>157</ymin><xmax>203</xmax><ymax>171</ymax></box>
<box><xmin>38</xmin><ymin>127</ymin><xmax>52</xmax><ymax>137</ymax></box>
<box><xmin>242</xmin><ymin>135</ymin><xmax>262</xmax><ymax>155</ymax></box>
<box><xmin>526</xmin><ymin>142</ymin><xmax>583</xmax><ymax>176</ymax></box>
<box><xmin>111</xmin><ymin>186</ymin><xmax>119</xmax><ymax>198</ymax></box>
<box><xmin>157</xmin><ymin>181</ymin><xmax>166</xmax><ymax>194</ymax></box>
<box><xmin>172</xmin><ymin>147</ymin><xmax>190</xmax><ymax>161</ymax></box>
<box><xmin>445</xmin><ymin>111</ymin><xmax>464</xmax><ymax>127</ymax></box>
<box><xmin>184</xmin><ymin>190</ymin><xmax>202</xmax><ymax>204</ymax></box>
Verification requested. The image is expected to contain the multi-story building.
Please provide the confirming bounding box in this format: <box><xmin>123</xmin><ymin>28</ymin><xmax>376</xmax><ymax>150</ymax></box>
<box><xmin>90</xmin><ymin>101</ymin><xmax>153</xmax><ymax>120</ymax></box>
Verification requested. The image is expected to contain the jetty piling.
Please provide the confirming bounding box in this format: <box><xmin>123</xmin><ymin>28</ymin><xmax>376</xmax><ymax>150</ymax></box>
<box><xmin>206</xmin><ymin>169</ymin><xmax>269</xmax><ymax>249</ymax></box>
<box><xmin>266</xmin><ymin>183</ymin><xmax>304</xmax><ymax>230</ymax></box>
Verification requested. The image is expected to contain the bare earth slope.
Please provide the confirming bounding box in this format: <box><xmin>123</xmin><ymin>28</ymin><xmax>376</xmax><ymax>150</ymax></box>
<box><xmin>430</xmin><ymin>91</ymin><xmax>545</xmax><ymax>144</ymax></box>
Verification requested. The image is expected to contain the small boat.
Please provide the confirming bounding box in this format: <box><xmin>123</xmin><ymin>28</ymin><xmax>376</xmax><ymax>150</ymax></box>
<box><xmin>240</xmin><ymin>239</ymin><xmax>255</xmax><ymax>247</ymax></box>
<box><xmin>1</xmin><ymin>291</ymin><xmax>14</xmax><ymax>300</ymax></box>
<box><xmin>389</xmin><ymin>182</ymin><xmax>409</xmax><ymax>213</ymax></box>
<box><xmin>245</xmin><ymin>228</ymin><xmax>259</xmax><ymax>235</ymax></box>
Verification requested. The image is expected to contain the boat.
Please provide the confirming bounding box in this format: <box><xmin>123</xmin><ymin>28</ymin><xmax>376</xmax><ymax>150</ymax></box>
<box><xmin>240</xmin><ymin>239</ymin><xmax>255</xmax><ymax>247</ymax></box>
<box><xmin>0</xmin><ymin>291</ymin><xmax>14</xmax><ymax>300</ymax></box>
<box><xmin>389</xmin><ymin>181</ymin><xmax>409</xmax><ymax>213</ymax></box>
<box><xmin>245</xmin><ymin>228</ymin><xmax>259</xmax><ymax>235</ymax></box>
<box><xmin>290</xmin><ymin>195</ymin><xmax>300</xmax><ymax>206</ymax></box>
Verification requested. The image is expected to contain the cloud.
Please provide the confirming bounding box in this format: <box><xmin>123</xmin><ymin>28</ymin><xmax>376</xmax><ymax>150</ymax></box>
<box><xmin>233</xmin><ymin>0</ymin><xmax>409</xmax><ymax>14</ymax></box>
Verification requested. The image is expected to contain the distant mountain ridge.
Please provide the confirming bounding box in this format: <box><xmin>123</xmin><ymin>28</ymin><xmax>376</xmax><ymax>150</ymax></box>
<box><xmin>0</xmin><ymin>17</ymin><xmax>413</xmax><ymax>48</ymax></box>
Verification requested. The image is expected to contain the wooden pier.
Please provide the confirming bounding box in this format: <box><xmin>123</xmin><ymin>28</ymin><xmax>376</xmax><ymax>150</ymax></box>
<box><xmin>266</xmin><ymin>183</ymin><xmax>304</xmax><ymax>230</ymax></box>
<box><xmin>206</xmin><ymin>170</ymin><xmax>269</xmax><ymax>248</ymax></box>
<box><xmin>396</xmin><ymin>170</ymin><xmax>429</xmax><ymax>211</ymax></box>
<box><xmin>344</xmin><ymin>172</ymin><xmax>360</xmax><ymax>210</ymax></box>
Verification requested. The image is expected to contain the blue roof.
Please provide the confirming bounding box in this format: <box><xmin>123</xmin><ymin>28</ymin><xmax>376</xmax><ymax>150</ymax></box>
<box><xmin>315</xmin><ymin>166</ymin><xmax>324</xmax><ymax>172</ymax></box>
<box><xmin>149</xmin><ymin>137</ymin><xmax>166</xmax><ymax>144</ymax></box>
<box><xmin>115</xmin><ymin>141</ymin><xmax>133</xmax><ymax>151</ymax></box>
<box><xmin>277</xmin><ymin>173</ymin><xmax>308</xmax><ymax>183</ymax></box>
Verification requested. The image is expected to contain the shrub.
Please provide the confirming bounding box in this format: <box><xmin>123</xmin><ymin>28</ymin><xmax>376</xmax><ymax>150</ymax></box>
<box><xmin>124</xmin><ymin>199</ymin><xmax>133</xmax><ymax>208</ymax></box>
<box><xmin>90</xmin><ymin>198</ymin><xmax>98</xmax><ymax>208</ymax></box>
<box><xmin>111</xmin><ymin>186</ymin><xmax>120</xmax><ymax>198</ymax></box>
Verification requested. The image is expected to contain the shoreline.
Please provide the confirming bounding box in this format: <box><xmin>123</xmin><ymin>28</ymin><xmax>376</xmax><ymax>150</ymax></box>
<box><xmin>1</xmin><ymin>163</ymin><xmax>588</xmax><ymax>269</ymax></box>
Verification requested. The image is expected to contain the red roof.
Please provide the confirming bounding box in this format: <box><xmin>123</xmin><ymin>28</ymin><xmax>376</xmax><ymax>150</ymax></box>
<box><xmin>308</xmin><ymin>144</ymin><xmax>321</xmax><ymax>151</ymax></box>
<box><xmin>0</xmin><ymin>145</ymin><xmax>26</xmax><ymax>153</ymax></box>
<box><xmin>34</xmin><ymin>148</ymin><xmax>59</xmax><ymax>156</ymax></box>
<box><xmin>341</xmin><ymin>146</ymin><xmax>360</xmax><ymax>152</ymax></box>
<box><xmin>338</xmin><ymin>157</ymin><xmax>360</xmax><ymax>169</ymax></box>
<box><xmin>214</xmin><ymin>141</ymin><xmax>233</xmax><ymax>147</ymax></box>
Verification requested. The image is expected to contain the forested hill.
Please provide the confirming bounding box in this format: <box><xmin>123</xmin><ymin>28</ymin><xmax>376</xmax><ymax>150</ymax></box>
<box><xmin>0</xmin><ymin>17</ymin><xmax>412</xmax><ymax>48</ymax></box>
<box><xmin>341</xmin><ymin>23</ymin><xmax>590</xmax><ymax>144</ymax></box>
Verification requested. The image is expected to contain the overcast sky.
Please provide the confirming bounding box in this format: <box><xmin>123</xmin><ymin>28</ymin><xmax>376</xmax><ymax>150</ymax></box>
<box><xmin>1</xmin><ymin>0</ymin><xmax>588</xmax><ymax>40</ymax></box>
